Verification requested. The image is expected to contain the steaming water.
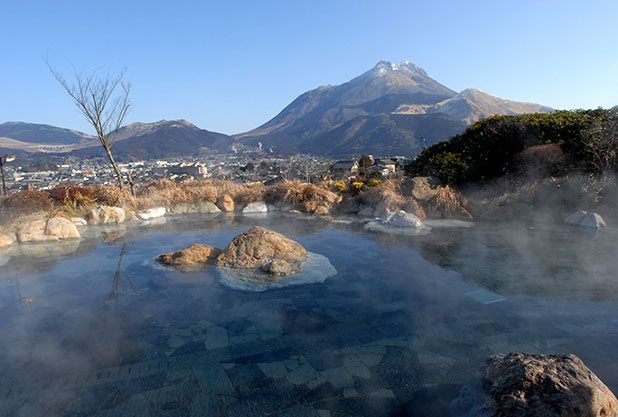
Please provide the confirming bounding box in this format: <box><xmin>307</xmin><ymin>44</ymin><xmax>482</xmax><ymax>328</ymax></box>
<box><xmin>1</xmin><ymin>213</ymin><xmax>618</xmax><ymax>416</ymax></box>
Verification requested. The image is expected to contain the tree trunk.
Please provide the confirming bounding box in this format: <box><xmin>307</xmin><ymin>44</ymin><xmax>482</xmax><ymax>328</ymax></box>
<box><xmin>103</xmin><ymin>144</ymin><xmax>124</xmax><ymax>189</ymax></box>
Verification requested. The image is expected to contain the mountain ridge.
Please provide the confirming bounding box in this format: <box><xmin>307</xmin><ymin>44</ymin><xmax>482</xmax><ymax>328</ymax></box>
<box><xmin>1</xmin><ymin>60</ymin><xmax>554</xmax><ymax>159</ymax></box>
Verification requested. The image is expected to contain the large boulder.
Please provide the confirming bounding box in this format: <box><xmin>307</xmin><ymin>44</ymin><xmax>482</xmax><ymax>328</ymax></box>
<box><xmin>45</xmin><ymin>217</ymin><xmax>80</xmax><ymax>239</ymax></box>
<box><xmin>156</xmin><ymin>244</ymin><xmax>222</xmax><ymax>271</ymax></box>
<box><xmin>137</xmin><ymin>207</ymin><xmax>166</xmax><ymax>220</ymax></box>
<box><xmin>216</xmin><ymin>226</ymin><xmax>308</xmax><ymax>276</ymax></box>
<box><xmin>564</xmin><ymin>210</ymin><xmax>606</xmax><ymax>229</ymax></box>
<box><xmin>477</xmin><ymin>352</ymin><xmax>618</xmax><ymax>417</ymax></box>
<box><xmin>87</xmin><ymin>206</ymin><xmax>126</xmax><ymax>224</ymax></box>
<box><xmin>16</xmin><ymin>218</ymin><xmax>80</xmax><ymax>242</ymax></box>
<box><xmin>216</xmin><ymin>194</ymin><xmax>234</xmax><ymax>212</ymax></box>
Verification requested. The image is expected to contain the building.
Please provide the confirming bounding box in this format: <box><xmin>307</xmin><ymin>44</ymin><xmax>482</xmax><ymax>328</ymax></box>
<box><xmin>330</xmin><ymin>161</ymin><xmax>359</xmax><ymax>178</ymax></box>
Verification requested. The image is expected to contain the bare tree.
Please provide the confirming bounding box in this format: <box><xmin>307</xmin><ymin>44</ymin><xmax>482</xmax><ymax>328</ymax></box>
<box><xmin>45</xmin><ymin>59</ymin><xmax>131</xmax><ymax>189</ymax></box>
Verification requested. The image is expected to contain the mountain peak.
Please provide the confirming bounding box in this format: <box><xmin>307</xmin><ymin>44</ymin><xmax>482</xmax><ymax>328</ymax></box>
<box><xmin>371</xmin><ymin>60</ymin><xmax>428</xmax><ymax>78</ymax></box>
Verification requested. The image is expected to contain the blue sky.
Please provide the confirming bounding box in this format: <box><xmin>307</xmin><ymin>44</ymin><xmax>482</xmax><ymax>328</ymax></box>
<box><xmin>2</xmin><ymin>0</ymin><xmax>617</xmax><ymax>135</ymax></box>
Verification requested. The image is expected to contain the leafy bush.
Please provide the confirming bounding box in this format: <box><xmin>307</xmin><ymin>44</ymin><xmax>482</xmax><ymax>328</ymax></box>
<box><xmin>406</xmin><ymin>110</ymin><xmax>607</xmax><ymax>184</ymax></box>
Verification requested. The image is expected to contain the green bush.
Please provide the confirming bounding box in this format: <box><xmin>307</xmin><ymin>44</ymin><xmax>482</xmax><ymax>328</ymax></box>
<box><xmin>406</xmin><ymin>109</ymin><xmax>608</xmax><ymax>184</ymax></box>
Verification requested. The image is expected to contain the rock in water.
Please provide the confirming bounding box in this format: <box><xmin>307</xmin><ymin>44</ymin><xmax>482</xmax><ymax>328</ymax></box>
<box><xmin>364</xmin><ymin>210</ymin><xmax>430</xmax><ymax>235</ymax></box>
<box><xmin>44</xmin><ymin>217</ymin><xmax>80</xmax><ymax>239</ymax></box>
<box><xmin>242</xmin><ymin>201</ymin><xmax>268</xmax><ymax>213</ymax></box>
<box><xmin>87</xmin><ymin>206</ymin><xmax>126</xmax><ymax>224</ymax></box>
<box><xmin>0</xmin><ymin>233</ymin><xmax>13</xmax><ymax>247</ymax></box>
<box><xmin>216</xmin><ymin>194</ymin><xmax>234</xmax><ymax>212</ymax></box>
<box><xmin>16</xmin><ymin>218</ymin><xmax>80</xmax><ymax>242</ymax></box>
<box><xmin>477</xmin><ymin>352</ymin><xmax>618</xmax><ymax>417</ymax></box>
<box><xmin>564</xmin><ymin>210</ymin><xmax>606</xmax><ymax>228</ymax></box>
<box><xmin>381</xmin><ymin>210</ymin><xmax>425</xmax><ymax>227</ymax></box>
<box><xmin>215</xmin><ymin>226</ymin><xmax>308</xmax><ymax>276</ymax></box>
<box><xmin>156</xmin><ymin>244</ymin><xmax>222</xmax><ymax>270</ymax></box>
<box><xmin>137</xmin><ymin>207</ymin><xmax>166</xmax><ymax>220</ymax></box>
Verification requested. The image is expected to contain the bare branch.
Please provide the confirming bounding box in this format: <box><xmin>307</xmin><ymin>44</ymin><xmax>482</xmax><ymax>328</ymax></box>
<box><xmin>46</xmin><ymin>58</ymin><xmax>131</xmax><ymax>189</ymax></box>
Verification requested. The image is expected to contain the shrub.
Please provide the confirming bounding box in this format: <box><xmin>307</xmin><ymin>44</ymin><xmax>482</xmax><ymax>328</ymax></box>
<box><xmin>334</xmin><ymin>180</ymin><xmax>348</xmax><ymax>192</ymax></box>
<box><xmin>513</xmin><ymin>144</ymin><xmax>567</xmax><ymax>178</ymax></box>
<box><xmin>351</xmin><ymin>182</ymin><xmax>364</xmax><ymax>193</ymax></box>
<box><xmin>368</xmin><ymin>178</ymin><xmax>383</xmax><ymax>187</ymax></box>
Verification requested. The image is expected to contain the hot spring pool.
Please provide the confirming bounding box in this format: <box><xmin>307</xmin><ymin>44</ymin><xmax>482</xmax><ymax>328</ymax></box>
<box><xmin>1</xmin><ymin>213</ymin><xmax>617</xmax><ymax>416</ymax></box>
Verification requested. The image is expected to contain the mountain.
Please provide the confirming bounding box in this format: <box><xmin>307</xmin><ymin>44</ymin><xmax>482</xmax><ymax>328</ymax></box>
<box><xmin>239</xmin><ymin>60</ymin><xmax>456</xmax><ymax>143</ymax></box>
<box><xmin>2</xmin><ymin>60</ymin><xmax>554</xmax><ymax>159</ymax></box>
<box><xmin>426</xmin><ymin>88</ymin><xmax>553</xmax><ymax>124</ymax></box>
<box><xmin>72</xmin><ymin>119</ymin><xmax>233</xmax><ymax>161</ymax></box>
<box><xmin>0</xmin><ymin>122</ymin><xmax>95</xmax><ymax>145</ymax></box>
<box><xmin>236</xmin><ymin>60</ymin><xmax>552</xmax><ymax>156</ymax></box>
<box><xmin>0</xmin><ymin>120</ymin><xmax>233</xmax><ymax>161</ymax></box>
<box><xmin>298</xmin><ymin>113</ymin><xmax>466</xmax><ymax>157</ymax></box>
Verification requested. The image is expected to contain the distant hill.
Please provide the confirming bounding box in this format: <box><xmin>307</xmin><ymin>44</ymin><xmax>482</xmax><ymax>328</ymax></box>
<box><xmin>0</xmin><ymin>120</ymin><xmax>233</xmax><ymax>161</ymax></box>
<box><xmin>236</xmin><ymin>60</ymin><xmax>552</xmax><ymax>156</ymax></box>
<box><xmin>72</xmin><ymin>119</ymin><xmax>233</xmax><ymax>161</ymax></box>
<box><xmin>0</xmin><ymin>122</ymin><xmax>94</xmax><ymax>145</ymax></box>
<box><xmin>425</xmin><ymin>88</ymin><xmax>554</xmax><ymax>124</ymax></box>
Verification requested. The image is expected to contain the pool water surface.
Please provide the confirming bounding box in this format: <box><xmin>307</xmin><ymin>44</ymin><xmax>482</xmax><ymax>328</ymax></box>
<box><xmin>1</xmin><ymin>213</ymin><xmax>617</xmax><ymax>416</ymax></box>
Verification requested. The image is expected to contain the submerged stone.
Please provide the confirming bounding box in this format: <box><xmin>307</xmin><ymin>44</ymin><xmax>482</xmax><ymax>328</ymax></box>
<box><xmin>217</xmin><ymin>252</ymin><xmax>336</xmax><ymax>292</ymax></box>
<box><xmin>478</xmin><ymin>352</ymin><xmax>618</xmax><ymax>417</ymax></box>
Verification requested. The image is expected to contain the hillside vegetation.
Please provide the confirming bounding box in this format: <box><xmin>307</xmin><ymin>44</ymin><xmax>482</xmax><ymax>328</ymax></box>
<box><xmin>406</xmin><ymin>109</ymin><xmax>617</xmax><ymax>184</ymax></box>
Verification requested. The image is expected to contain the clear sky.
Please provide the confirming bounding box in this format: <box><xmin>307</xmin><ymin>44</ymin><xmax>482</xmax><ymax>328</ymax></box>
<box><xmin>2</xmin><ymin>0</ymin><xmax>617</xmax><ymax>136</ymax></box>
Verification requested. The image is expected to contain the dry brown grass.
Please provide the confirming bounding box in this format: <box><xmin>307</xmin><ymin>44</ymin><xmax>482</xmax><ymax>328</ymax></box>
<box><xmin>0</xmin><ymin>190</ymin><xmax>54</xmax><ymax>229</ymax></box>
<box><xmin>264</xmin><ymin>180</ymin><xmax>342</xmax><ymax>212</ymax></box>
<box><xmin>132</xmin><ymin>179</ymin><xmax>266</xmax><ymax>210</ymax></box>
<box><xmin>429</xmin><ymin>185</ymin><xmax>471</xmax><ymax>218</ymax></box>
<box><xmin>92</xmin><ymin>185</ymin><xmax>137</xmax><ymax>210</ymax></box>
<box><xmin>358</xmin><ymin>179</ymin><xmax>425</xmax><ymax>218</ymax></box>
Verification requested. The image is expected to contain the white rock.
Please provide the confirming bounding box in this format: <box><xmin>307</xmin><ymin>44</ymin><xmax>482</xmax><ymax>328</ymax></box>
<box><xmin>71</xmin><ymin>217</ymin><xmax>87</xmax><ymax>226</ymax></box>
<box><xmin>564</xmin><ymin>210</ymin><xmax>606</xmax><ymax>228</ymax></box>
<box><xmin>137</xmin><ymin>206</ymin><xmax>166</xmax><ymax>220</ymax></box>
<box><xmin>381</xmin><ymin>210</ymin><xmax>425</xmax><ymax>227</ymax></box>
<box><xmin>364</xmin><ymin>210</ymin><xmax>431</xmax><ymax>235</ymax></box>
<box><xmin>242</xmin><ymin>201</ymin><xmax>268</xmax><ymax>213</ymax></box>
<box><xmin>87</xmin><ymin>206</ymin><xmax>126</xmax><ymax>224</ymax></box>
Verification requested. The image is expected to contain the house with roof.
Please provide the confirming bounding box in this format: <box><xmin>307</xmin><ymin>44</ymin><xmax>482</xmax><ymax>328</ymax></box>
<box><xmin>329</xmin><ymin>160</ymin><xmax>359</xmax><ymax>179</ymax></box>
